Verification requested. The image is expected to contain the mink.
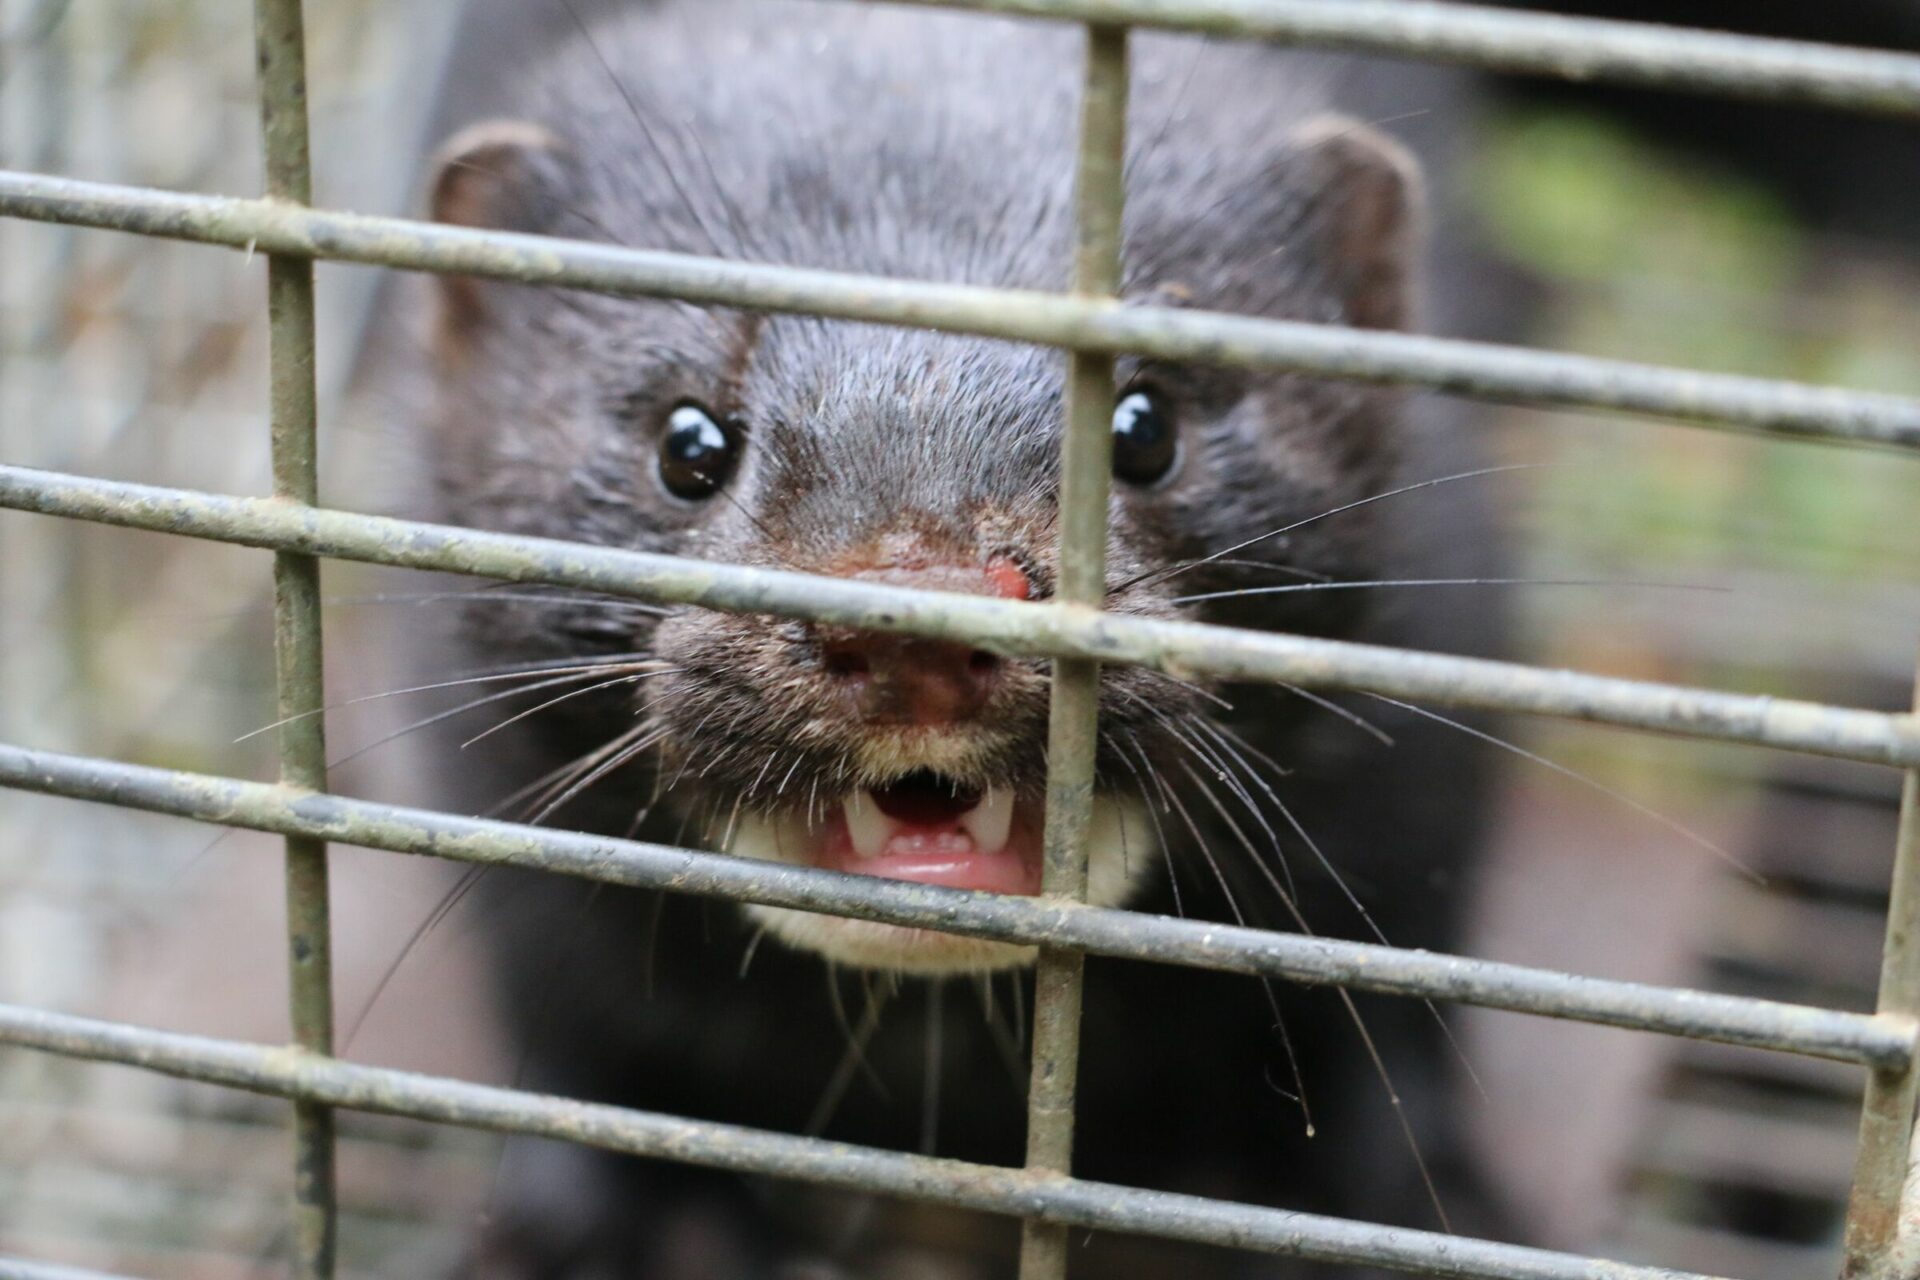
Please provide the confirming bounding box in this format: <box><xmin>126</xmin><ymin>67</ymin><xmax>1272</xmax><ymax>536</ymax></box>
<box><xmin>362</xmin><ymin>1</ymin><xmax>1514</xmax><ymax>1275</ymax></box>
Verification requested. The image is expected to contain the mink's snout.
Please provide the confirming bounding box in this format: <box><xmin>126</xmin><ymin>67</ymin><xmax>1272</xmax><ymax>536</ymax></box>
<box><xmin>812</xmin><ymin>555</ymin><xmax>1028</xmax><ymax>727</ymax></box>
<box><xmin>818</xmin><ymin>629</ymin><xmax>1002</xmax><ymax>725</ymax></box>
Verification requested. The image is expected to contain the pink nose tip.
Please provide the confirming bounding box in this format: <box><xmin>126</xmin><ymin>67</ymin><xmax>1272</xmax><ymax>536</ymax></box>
<box><xmin>817</xmin><ymin>556</ymin><xmax>1029</xmax><ymax>726</ymax></box>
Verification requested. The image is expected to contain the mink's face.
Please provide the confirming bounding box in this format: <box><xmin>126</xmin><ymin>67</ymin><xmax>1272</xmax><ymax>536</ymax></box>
<box><xmin>412</xmin><ymin>11</ymin><xmax>1420</xmax><ymax>972</ymax></box>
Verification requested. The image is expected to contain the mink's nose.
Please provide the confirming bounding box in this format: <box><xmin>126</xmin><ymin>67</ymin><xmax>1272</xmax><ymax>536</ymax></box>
<box><xmin>820</xmin><ymin>632</ymin><xmax>1002</xmax><ymax>724</ymax></box>
<box><xmin>815</xmin><ymin>554</ymin><xmax>1029</xmax><ymax>726</ymax></box>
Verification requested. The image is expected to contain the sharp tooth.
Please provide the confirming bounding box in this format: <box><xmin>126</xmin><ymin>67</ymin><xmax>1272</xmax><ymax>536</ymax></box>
<box><xmin>960</xmin><ymin>787</ymin><xmax>1014</xmax><ymax>854</ymax></box>
<box><xmin>843</xmin><ymin>791</ymin><xmax>893</xmax><ymax>859</ymax></box>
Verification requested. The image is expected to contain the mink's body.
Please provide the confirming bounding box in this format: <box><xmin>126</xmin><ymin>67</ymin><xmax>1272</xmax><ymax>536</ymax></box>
<box><xmin>366</xmin><ymin>2</ymin><xmax>1512</xmax><ymax>1275</ymax></box>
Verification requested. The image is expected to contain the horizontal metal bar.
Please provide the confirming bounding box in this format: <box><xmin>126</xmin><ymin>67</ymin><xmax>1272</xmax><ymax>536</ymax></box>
<box><xmin>875</xmin><ymin>0</ymin><xmax>1920</xmax><ymax>119</ymax></box>
<box><xmin>0</xmin><ymin>1261</ymin><xmax>138</xmax><ymax>1280</ymax></box>
<box><xmin>4</xmin><ymin>464</ymin><xmax>1917</xmax><ymax>770</ymax></box>
<box><xmin>0</xmin><ymin>742</ymin><xmax>1908</xmax><ymax>1068</ymax></box>
<box><xmin>3</xmin><ymin>171</ymin><xmax>1918</xmax><ymax>451</ymax></box>
<box><xmin>0</xmin><ymin>1002</ymin><xmax>1727</xmax><ymax>1280</ymax></box>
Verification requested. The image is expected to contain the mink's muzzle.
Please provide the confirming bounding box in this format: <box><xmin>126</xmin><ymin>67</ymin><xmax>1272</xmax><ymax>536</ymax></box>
<box><xmin>815</xmin><ymin>628</ymin><xmax>1005</xmax><ymax>727</ymax></box>
<box><xmin>809</xmin><ymin>552</ymin><xmax>1033</xmax><ymax>725</ymax></box>
<box><xmin>635</xmin><ymin>559</ymin><xmax>1200</xmax><ymax>819</ymax></box>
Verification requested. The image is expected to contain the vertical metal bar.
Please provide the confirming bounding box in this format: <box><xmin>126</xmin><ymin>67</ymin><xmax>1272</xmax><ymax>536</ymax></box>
<box><xmin>253</xmin><ymin>2</ymin><xmax>336</xmax><ymax>1277</ymax></box>
<box><xmin>1887</xmin><ymin>1086</ymin><xmax>1920</xmax><ymax>1278</ymax></box>
<box><xmin>1018</xmin><ymin>23</ymin><xmax>1128</xmax><ymax>1280</ymax></box>
<box><xmin>1843</xmin><ymin>650</ymin><xmax>1920</xmax><ymax>1280</ymax></box>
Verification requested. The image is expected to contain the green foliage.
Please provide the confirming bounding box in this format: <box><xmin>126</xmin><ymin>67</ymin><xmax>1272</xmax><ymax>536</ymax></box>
<box><xmin>1477</xmin><ymin>108</ymin><xmax>1920</xmax><ymax>596</ymax></box>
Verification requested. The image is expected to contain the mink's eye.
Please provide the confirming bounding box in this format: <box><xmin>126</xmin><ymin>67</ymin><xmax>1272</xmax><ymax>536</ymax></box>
<box><xmin>658</xmin><ymin>402</ymin><xmax>741</xmax><ymax>499</ymax></box>
<box><xmin>1111</xmin><ymin>389</ymin><xmax>1177</xmax><ymax>485</ymax></box>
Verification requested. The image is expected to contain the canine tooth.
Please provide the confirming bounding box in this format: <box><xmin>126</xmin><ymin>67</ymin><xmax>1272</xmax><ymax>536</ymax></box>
<box><xmin>725</xmin><ymin>812</ymin><xmax>781</xmax><ymax>860</ymax></box>
<box><xmin>843</xmin><ymin>791</ymin><xmax>893</xmax><ymax>859</ymax></box>
<box><xmin>960</xmin><ymin>787</ymin><xmax>1014</xmax><ymax>854</ymax></box>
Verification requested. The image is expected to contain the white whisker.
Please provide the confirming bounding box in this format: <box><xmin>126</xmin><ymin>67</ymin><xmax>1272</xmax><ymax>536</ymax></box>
<box><xmin>1170</xmin><ymin>576</ymin><xmax>1728</xmax><ymax>607</ymax></box>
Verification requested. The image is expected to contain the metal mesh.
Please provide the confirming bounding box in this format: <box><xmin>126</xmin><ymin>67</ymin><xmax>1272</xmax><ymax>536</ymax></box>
<box><xmin>0</xmin><ymin>2</ymin><xmax>475</xmax><ymax>1273</ymax></box>
<box><xmin>0</xmin><ymin>2</ymin><xmax>1917</xmax><ymax>1278</ymax></box>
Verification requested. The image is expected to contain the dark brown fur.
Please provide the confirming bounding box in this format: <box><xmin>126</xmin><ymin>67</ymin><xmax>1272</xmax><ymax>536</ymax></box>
<box><xmin>365</xmin><ymin>2</ymin><xmax>1514</xmax><ymax>1275</ymax></box>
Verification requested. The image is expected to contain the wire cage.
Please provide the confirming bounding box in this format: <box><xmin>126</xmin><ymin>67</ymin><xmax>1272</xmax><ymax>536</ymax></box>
<box><xmin>0</xmin><ymin>3</ymin><xmax>483</xmax><ymax>1271</ymax></box>
<box><xmin>1</xmin><ymin>2</ymin><xmax>1918</xmax><ymax>1279</ymax></box>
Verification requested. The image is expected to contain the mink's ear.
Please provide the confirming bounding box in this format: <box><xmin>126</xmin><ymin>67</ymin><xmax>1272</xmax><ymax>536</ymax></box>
<box><xmin>1285</xmin><ymin>115</ymin><xmax>1425</xmax><ymax>331</ymax></box>
<box><xmin>426</xmin><ymin>120</ymin><xmax>576</xmax><ymax>339</ymax></box>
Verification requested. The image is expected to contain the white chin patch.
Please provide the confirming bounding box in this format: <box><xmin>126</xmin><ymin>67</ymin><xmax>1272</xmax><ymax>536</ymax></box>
<box><xmin>724</xmin><ymin>795</ymin><xmax>1156</xmax><ymax>975</ymax></box>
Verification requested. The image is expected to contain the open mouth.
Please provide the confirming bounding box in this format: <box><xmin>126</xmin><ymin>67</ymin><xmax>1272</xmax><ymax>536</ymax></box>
<box><xmin>826</xmin><ymin>770</ymin><xmax>1038</xmax><ymax>895</ymax></box>
<box><xmin>723</xmin><ymin>767</ymin><xmax>1149</xmax><ymax>972</ymax></box>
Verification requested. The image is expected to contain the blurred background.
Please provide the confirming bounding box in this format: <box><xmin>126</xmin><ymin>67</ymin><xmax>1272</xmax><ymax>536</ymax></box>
<box><xmin>1</xmin><ymin>2</ymin><xmax>1917</xmax><ymax>1277</ymax></box>
<box><xmin>0</xmin><ymin>2</ymin><xmax>498</xmax><ymax>1274</ymax></box>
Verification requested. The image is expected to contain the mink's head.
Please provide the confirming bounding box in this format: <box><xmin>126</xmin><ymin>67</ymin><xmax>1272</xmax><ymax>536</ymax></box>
<box><xmin>410</xmin><ymin>6</ymin><xmax>1424</xmax><ymax>972</ymax></box>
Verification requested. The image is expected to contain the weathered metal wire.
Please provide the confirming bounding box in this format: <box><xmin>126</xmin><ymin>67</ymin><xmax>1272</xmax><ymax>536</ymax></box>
<box><xmin>1</xmin><ymin>743</ymin><xmax>1909</xmax><ymax>1070</ymax></box>
<box><xmin>4</xmin><ymin>0</ymin><xmax>1919</xmax><ymax>1275</ymax></box>
<box><xmin>871</xmin><ymin>0</ymin><xmax>1920</xmax><ymax>118</ymax></box>
<box><xmin>1021</xmin><ymin>24</ymin><xmax>1129</xmax><ymax>1279</ymax></box>
<box><xmin>1844</xmin><ymin>654</ymin><xmax>1920</xmax><ymax>1279</ymax></box>
<box><xmin>0</xmin><ymin>1002</ymin><xmax>1734</xmax><ymax>1280</ymax></box>
<box><xmin>250</xmin><ymin>0</ymin><xmax>336</xmax><ymax>1275</ymax></box>
<box><xmin>1892</xmin><ymin>1118</ymin><xmax>1920</xmax><ymax>1279</ymax></box>
<box><xmin>2</xmin><ymin>171</ymin><xmax>1919</xmax><ymax>451</ymax></box>
<box><xmin>3</xmin><ymin>465</ymin><xmax>1915</xmax><ymax>771</ymax></box>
